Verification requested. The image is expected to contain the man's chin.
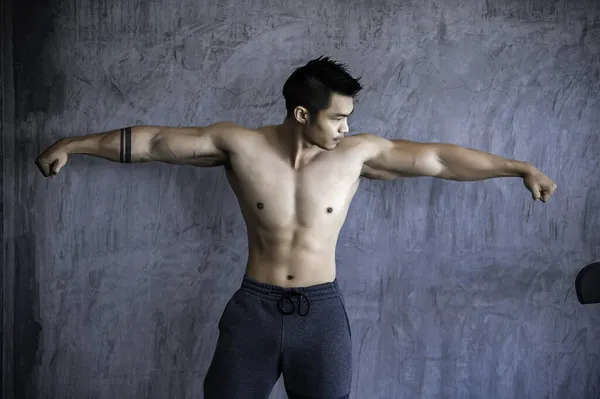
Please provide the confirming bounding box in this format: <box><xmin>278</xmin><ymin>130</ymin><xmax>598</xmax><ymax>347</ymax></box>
<box><xmin>315</xmin><ymin>139</ymin><xmax>340</xmax><ymax>150</ymax></box>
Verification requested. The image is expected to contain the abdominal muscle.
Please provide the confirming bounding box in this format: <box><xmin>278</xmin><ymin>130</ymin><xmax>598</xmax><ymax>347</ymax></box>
<box><xmin>244</xmin><ymin>224</ymin><xmax>340</xmax><ymax>288</ymax></box>
<box><xmin>224</xmin><ymin>125</ymin><xmax>363</xmax><ymax>288</ymax></box>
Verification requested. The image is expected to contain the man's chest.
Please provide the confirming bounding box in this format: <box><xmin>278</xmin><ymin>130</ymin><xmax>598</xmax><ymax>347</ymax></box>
<box><xmin>225</xmin><ymin>149</ymin><xmax>364</xmax><ymax>228</ymax></box>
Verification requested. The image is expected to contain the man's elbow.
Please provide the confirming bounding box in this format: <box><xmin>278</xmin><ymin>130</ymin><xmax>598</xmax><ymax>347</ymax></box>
<box><xmin>414</xmin><ymin>147</ymin><xmax>447</xmax><ymax>178</ymax></box>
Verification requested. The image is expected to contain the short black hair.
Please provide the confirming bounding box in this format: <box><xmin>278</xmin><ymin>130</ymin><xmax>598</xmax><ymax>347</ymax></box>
<box><xmin>282</xmin><ymin>56</ymin><xmax>363</xmax><ymax>121</ymax></box>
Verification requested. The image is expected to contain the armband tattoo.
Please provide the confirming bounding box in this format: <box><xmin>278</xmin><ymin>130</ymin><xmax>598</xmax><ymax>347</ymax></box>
<box><xmin>120</xmin><ymin>127</ymin><xmax>132</xmax><ymax>163</ymax></box>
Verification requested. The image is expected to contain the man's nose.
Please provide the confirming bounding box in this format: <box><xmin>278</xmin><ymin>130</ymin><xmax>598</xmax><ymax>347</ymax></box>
<box><xmin>340</xmin><ymin>122</ymin><xmax>349</xmax><ymax>134</ymax></box>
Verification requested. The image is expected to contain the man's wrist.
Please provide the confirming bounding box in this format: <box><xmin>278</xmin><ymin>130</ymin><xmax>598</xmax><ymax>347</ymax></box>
<box><xmin>59</xmin><ymin>138</ymin><xmax>75</xmax><ymax>154</ymax></box>
<box><xmin>517</xmin><ymin>161</ymin><xmax>536</xmax><ymax>178</ymax></box>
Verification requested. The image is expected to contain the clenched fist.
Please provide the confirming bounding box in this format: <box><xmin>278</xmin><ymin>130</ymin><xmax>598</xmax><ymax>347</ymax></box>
<box><xmin>522</xmin><ymin>167</ymin><xmax>557</xmax><ymax>203</ymax></box>
<box><xmin>35</xmin><ymin>139</ymin><xmax>69</xmax><ymax>177</ymax></box>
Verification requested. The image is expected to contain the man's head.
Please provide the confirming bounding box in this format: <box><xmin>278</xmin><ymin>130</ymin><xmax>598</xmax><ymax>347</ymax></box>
<box><xmin>282</xmin><ymin>56</ymin><xmax>363</xmax><ymax>150</ymax></box>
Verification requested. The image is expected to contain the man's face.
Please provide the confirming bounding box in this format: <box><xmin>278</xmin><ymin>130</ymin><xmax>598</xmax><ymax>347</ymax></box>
<box><xmin>302</xmin><ymin>93</ymin><xmax>354</xmax><ymax>150</ymax></box>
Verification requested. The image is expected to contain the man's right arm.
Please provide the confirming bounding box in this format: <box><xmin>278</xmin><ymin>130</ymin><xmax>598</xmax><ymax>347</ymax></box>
<box><xmin>36</xmin><ymin>122</ymin><xmax>243</xmax><ymax>176</ymax></box>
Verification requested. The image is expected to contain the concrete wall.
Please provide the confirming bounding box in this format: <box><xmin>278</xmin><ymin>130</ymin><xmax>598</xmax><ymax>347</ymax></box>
<box><xmin>7</xmin><ymin>0</ymin><xmax>600</xmax><ymax>398</ymax></box>
<box><xmin>2</xmin><ymin>0</ymin><xmax>15</xmax><ymax>396</ymax></box>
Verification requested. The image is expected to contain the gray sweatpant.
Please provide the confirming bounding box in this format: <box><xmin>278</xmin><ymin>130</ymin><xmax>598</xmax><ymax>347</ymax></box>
<box><xmin>203</xmin><ymin>273</ymin><xmax>353</xmax><ymax>399</ymax></box>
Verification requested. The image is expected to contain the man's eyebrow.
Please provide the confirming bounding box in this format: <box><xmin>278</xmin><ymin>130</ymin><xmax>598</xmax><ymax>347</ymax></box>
<box><xmin>332</xmin><ymin>109</ymin><xmax>354</xmax><ymax>117</ymax></box>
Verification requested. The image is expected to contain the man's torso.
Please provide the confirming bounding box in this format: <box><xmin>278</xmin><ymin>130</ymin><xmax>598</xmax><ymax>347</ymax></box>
<box><xmin>200</xmin><ymin>124</ymin><xmax>372</xmax><ymax>287</ymax></box>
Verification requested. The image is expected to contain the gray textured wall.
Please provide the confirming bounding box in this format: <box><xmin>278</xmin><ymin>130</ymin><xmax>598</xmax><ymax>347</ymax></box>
<box><xmin>7</xmin><ymin>0</ymin><xmax>600</xmax><ymax>398</ymax></box>
<box><xmin>2</xmin><ymin>0</ymin><xmax>16</xmax><ymax>396</ymax></box>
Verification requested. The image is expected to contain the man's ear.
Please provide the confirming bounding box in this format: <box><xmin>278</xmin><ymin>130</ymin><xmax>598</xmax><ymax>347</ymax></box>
<box><xmin>294</xmin><ymin>106</ymin><xmax>309</xmax><ymax>124</ymax></box>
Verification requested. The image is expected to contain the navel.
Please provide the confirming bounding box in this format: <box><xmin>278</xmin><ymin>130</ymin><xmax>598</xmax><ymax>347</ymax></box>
<box><xmin>257</xmin><ymin>202</ymin><xmax>264</xmax><ymax>210</ymax></box>
<box><xmin>287</xmin><ymin>275</ymin><xmax>294</xmax><ymax>280</ymax></box>
<box><xmin>326</xmin><ymin>207</ymin><xmax>333</xmax><ymax>213</ymax></box>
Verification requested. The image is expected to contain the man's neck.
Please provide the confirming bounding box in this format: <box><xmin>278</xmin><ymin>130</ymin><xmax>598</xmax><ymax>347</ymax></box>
<box><xmin>276</xmin><ymin>119</ymin><xmax>321</xmax><ymax>169</ymax></box>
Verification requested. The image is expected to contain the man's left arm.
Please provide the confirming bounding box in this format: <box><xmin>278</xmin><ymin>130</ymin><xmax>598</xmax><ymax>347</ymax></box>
<box><xmin>358</xmin><ymin>133</ymin><xmax>558</xmax><ymax>203</ymax></box>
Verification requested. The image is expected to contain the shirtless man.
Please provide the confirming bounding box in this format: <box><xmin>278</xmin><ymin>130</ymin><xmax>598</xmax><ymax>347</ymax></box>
<box><xmin>35</xmin><ymin>56</ymin><xmax>557</xmax><ymax>399</ymax></box>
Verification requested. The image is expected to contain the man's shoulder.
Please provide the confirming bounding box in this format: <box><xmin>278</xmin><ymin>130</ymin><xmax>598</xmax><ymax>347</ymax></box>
<box><xmin>342</xmin><ymin>132</ymin><xmax>387</xmax><ymax>150</ymax></box>
<box><xmin>211</xmin><ymin>123</ymin><xmax>280</xmax><ymax>157</ymax></box>
<box><xmin>208</xmin><ymin>122</ymin><xmax>270</xmax><ymax>145</ymax></box>
<box><xmin>338</xmin><ymin>133</ymin><xmax>394</xmax><ymax>164</ymax></box>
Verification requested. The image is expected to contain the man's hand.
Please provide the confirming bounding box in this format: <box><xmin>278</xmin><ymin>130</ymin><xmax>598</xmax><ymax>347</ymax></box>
<box><xmin>522</xmin><ymin>167</ymin><xmax>557</xmax><ymax>203</ymax></box>
<box><xmin>35</xmin><ymin>139</ymin><xmax>69</xmax><ymax>177</ymax></box>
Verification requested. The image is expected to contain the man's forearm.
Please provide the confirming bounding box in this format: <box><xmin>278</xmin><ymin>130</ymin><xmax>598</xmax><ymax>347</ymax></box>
<box><xmin>61</xmin><ymin>126</ymin><xmax>160</xmax><ymax>163</ymax></box>
<box><xmin>435</xmin><ymin>144</ymin><xmax>534</xmax><ymax>181</ymax></box>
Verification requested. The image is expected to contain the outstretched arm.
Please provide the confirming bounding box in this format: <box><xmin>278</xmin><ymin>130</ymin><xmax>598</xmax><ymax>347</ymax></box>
<box><xmin>357</xmin><ymin>133</ymin><xmax>557</xmax><ymax>202</ymax></box>
<box><xmin>35</xmin><ymin>122</ymin><xmax>244</xmax><ymax>176</ymax></box>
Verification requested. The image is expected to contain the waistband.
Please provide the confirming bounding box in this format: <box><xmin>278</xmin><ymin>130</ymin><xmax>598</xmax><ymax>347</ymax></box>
<box><xmin>240</xmin><ymin>274</ymin><xmax>341</xmax><ymax>317</ymax></box>
<box><xmin>240</xmin><ymin>273</ymin><xmax>341</xmax><ymax>301</ymax></box>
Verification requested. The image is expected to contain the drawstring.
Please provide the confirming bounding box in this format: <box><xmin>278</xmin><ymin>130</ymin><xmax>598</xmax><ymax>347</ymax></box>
<box><xmin>278</xmin><ymin>289</ymin><xmax>310</xmax><ymax>316</ymax></box>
